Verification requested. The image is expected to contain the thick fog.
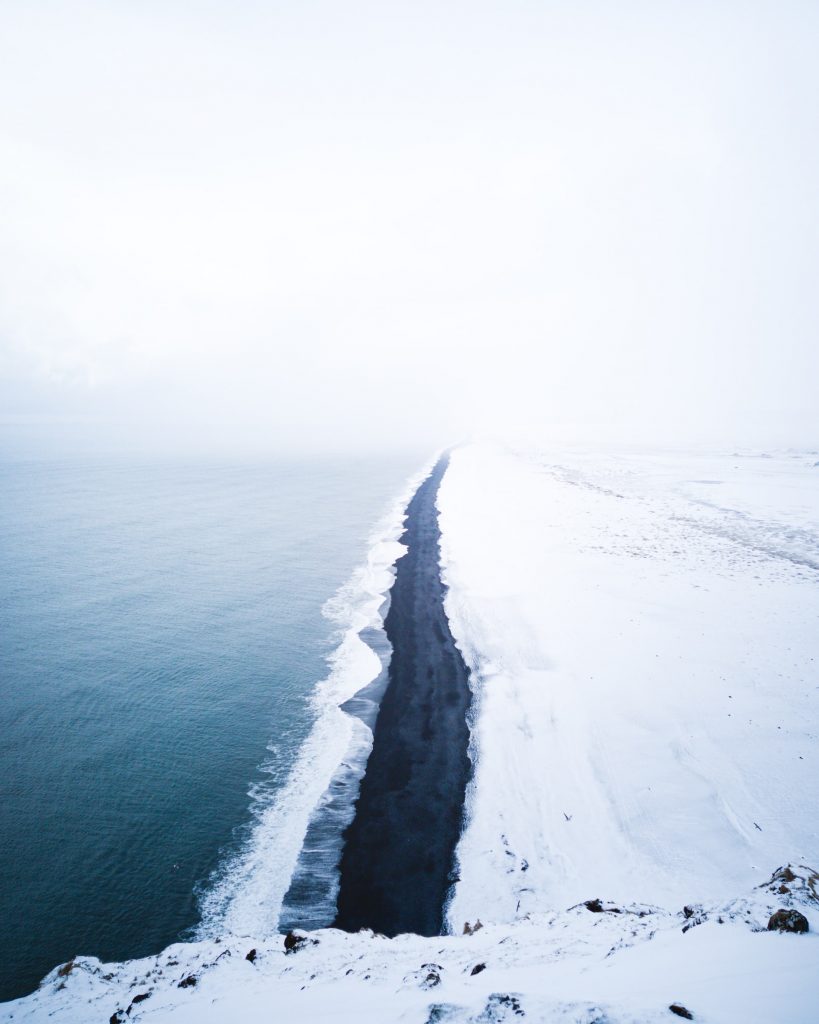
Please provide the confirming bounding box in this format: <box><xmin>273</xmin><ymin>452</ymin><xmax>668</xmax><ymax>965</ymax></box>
<box><xmin>1</xmin><ymin>1</ymin><xmax>817</xmax><ymax>457</ymax></box>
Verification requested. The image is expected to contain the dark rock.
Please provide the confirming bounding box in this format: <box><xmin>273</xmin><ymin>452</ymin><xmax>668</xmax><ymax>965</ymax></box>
<box><xmin>583</xmin><ymin>898</ymin><xmax>621</xmax><ymax>914</ymax></box>
<box><xmin>767</xmin><ymin>909</ymin><xmax>809</xmax><ymax>933</ymax></box>
<box><xmin>110</xmin><ymin>1013</ymin><xmax>125</xmax><ymax>1024</ymax></box>
<box><xmin>425</xmin><ymin>1006</ymin><xmax>459</xmax><ymax>1023</ymax></box>
<box><xmin>57</xmin><ymin>960</ymin><xmax>75</xmax><ymax>978</ymax></box>
<box><xmin>283</xmin><ymin>930</ymin><xmax>317</xmax><ymax>954</ymax></box>
<box><xmin>471</xmin><ymin>962</ymin><xmax>487</xmax><ymax>975</ymax></box>
<box><xmin>421</xmin><ymin>963</ymin><xmax>443</xmax><ymax>989</ymax></box>
<box><xmin>669</xmin><ymin>1004</ymin><xmax>693</xmax><ymax>1019</ymax></box>
<box><xmin>760</xmin><ymin>864</ymin><xmax>819</xmax><ymax>906</ymax></box>
<box><xmin>245</xmin><ymin>948</ymin><xmax>257</xmax><ymax>963</ymax></box>
<box><xmin>483</xmin><ymin>993</ymin><xmax>524</xmax><ymax>1017</ymax></box>
<box><xmin>178</xmin><ymin>975</ymin><xmax>197</xmax><ymax>989</ymax></box>
<box><xmin>681</xmin><ymin>905</ymin><xmax>706</xmax><ymax>932</ymax></box>
<box><xmin>126</xmin><ymin>992</ymin><xmax>151</xmax><ymax>1014</ymax></box>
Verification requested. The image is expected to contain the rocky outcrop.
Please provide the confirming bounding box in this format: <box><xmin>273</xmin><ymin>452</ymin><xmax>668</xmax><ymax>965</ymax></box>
<box><xmin>583</xmin><ymin>898</ymin><xmax>623</xmax><ymax>914</ymax></box>
<box><xmin>767</xmin><ymin>909</ymin><xmax>809</xmax><ymax>933</ymax></box>
<box><xmin>669</xmin><ymin>1004</ymin><xmax>694</xmax><ymax>1019</ymax></box>
<box><xmin>283</xmin><ymin>930</ymin><xmax>319</xmax><ymax>954</ymax></box>
<box><xmin>759</xmin><ymin>864</ymin><xmax>819</xmax><ymax>904</ymax></box>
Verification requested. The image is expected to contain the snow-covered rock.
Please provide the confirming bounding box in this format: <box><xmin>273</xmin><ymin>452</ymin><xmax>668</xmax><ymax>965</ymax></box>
<box><xmin>3</xmin><ymin>866</ymin><xmax>817</xmax><ymax>1023</ymax></box>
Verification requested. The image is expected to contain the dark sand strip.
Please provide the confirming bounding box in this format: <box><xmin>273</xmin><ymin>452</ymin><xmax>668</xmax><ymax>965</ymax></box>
<box><xmin>334</xmin><ymin>455</ymin><xmax>472</xmax><ymax>936</ymax></box>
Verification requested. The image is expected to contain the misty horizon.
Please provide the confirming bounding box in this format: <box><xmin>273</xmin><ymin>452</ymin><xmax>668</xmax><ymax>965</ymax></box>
<box><xmin>2</xmin><ymin>1</ymin><xmax>817</xmax><ymax>458</ymax></box>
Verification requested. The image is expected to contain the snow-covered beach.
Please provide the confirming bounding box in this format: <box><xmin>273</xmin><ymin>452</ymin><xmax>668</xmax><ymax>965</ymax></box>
<box><xmin>440</xmin><ymin>444</ymin><xmax>819</xmax><ymax>926</ymax></box>
<box><xmin>3</xmin><ymin>443</ymin><xmax>818</xmax><ymax>1023</ymax></box>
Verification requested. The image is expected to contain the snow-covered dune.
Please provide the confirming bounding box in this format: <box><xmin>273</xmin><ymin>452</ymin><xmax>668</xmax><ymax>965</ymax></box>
<box><xmin>439</xmin><ymin>443</ymin><xmax>819</xmax><ymax>928</ymax></box>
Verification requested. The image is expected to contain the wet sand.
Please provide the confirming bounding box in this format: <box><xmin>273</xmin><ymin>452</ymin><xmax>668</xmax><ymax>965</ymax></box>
<box><xmin>334</xmin><ymin>455</ymin><xmax>472</xmax><ymax>936</ymax></box>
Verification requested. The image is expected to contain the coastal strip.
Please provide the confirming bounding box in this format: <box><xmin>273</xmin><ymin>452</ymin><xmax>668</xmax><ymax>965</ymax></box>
<box><xmin>334</xmin><ymin>455</ymin><xmax>472</xmax><ymax>936</ymax></box>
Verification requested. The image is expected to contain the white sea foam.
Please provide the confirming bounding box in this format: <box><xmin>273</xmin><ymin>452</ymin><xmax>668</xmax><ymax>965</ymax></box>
<box><xmin>196</xmin><ymin>456</ymin><xmax>437</xmax><ymax>939</ymax></box>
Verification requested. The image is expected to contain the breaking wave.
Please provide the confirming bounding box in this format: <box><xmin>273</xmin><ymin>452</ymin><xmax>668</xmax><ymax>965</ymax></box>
<box><xmin>196</xmin><ymin>459</ymin><xmax>435</xmax><ymax>939</ymax></box>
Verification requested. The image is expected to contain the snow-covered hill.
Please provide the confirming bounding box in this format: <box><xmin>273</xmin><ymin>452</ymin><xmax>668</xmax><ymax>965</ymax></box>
<box><xmin>3</xmin><ymin>866</ymin><xmax>817</xmax><ymax>1023</ymax></box>
<box><xmin>4</xmin><ymin>443</ymin><xmax>818</xmax><ymax>1023</ymax></box>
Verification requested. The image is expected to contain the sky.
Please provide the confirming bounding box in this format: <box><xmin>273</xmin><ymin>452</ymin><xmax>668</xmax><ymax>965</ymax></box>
<box><xmin>1</xmin><ymin>0</ymin><xmax>817</xmax><ymax>457</ymax></box>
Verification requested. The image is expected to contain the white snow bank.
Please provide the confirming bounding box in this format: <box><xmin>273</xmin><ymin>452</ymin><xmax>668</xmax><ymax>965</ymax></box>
<box><xmin>439</xmin><ymin>443</ymin><xmax>819</xmax><ymax>928</ymax></box>
<box><xmin>4</xmin><ymin>867</ymin><xmax>817</xmax><ymax>1024</ymax></box>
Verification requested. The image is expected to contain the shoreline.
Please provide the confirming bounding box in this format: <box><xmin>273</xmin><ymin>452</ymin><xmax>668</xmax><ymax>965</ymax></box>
<box><xmin>334</xmin><ymin>454</ymin><xmax>473</xmax><ymax>936</ymax></box>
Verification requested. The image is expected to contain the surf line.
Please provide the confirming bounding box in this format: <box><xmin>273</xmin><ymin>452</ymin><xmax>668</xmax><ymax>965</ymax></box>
<box><xmin>333</xmin><ymin>453</ymin><xmax>473</xmax><ymax>937</ymax></box>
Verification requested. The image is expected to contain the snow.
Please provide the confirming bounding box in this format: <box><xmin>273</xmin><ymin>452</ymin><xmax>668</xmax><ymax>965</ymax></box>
<box><xmin>3</xmin><ymin>868</ymin><xmax>818</xmax><ymax>1023</ymax></box>
<box><xmin>439</xmin><ymin>444</ymin><xmax>819</xmax><ymax>928</ymax></box>
<box><xmin>4</xmin><ymin>442</ymin><xmax>818</xmax><ymax>1023</ymax></box>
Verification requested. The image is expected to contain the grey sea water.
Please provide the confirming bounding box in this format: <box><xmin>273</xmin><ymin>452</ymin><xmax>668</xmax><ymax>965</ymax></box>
<box><xmin>0</xmin><ymin>454</ymin><xmax>419</xmax><ymax>1002</ymax></box>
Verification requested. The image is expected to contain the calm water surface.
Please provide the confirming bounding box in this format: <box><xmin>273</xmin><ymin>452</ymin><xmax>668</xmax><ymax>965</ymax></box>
<box><xmin>0</xmin><ymin>455</ymin><xmax>419</xmax><ymax>1001</ymax></box>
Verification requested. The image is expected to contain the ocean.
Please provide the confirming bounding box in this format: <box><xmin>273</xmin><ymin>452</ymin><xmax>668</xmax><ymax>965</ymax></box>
<box><xmin>0</xmin><ymin>454</ymin><xmax>421</xmax><ymax>1002</ymax></box>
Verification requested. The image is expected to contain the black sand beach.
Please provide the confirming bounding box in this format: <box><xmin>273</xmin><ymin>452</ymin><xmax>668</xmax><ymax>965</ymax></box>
<box><xmin>334</xmin><ymin>455</ymin><xmax>472</xmax><ymax>937</ymax></box>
